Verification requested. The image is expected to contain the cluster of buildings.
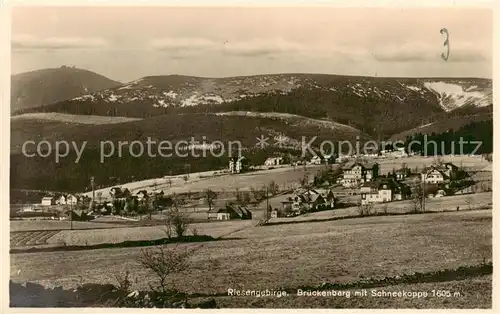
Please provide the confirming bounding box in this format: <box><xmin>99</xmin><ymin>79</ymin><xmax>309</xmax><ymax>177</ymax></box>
<box><xmin>337</xmin><ymin>160</ymin><xmax>462</xmax><ymax>206</ymax></box>
<box><xmin>40</xmin><ymin>194</ymin><xmax>82</xmax><ymax>206</ymax></box>
<box><xmin>228</xmin><ymin>153</ymin><xmax>339</xmax><ymax>175</ymax></box>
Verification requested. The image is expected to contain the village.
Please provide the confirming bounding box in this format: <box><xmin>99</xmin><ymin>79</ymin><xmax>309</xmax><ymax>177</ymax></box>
<box><xmin>11</xmin><ymin>148</ymin><xmax>492</xmax><ymax>226</ymax></box>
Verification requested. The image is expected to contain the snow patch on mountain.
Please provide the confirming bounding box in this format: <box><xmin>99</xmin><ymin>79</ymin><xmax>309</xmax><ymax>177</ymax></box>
<box><xmin>108</xmin><ymin>94</ymin><xmax>119</xmax><ymax>102</ymax></box>
<box><xmin>423</xmin><ymin>81</ymin><xmax>491</xmax><ymax>111</ymax></box>
<box><xmin>163</xmin><ymin>91</ymin><xmax>178</xmax><ymax>99</ymax></box>
<box><xmin>406</xmin><ymin>85</ymin><xmax>421</xmax><ymax>92</ymax></box>
<box><xmin>73</xmin><ymin>94</ymin><xmax>96</xmax><ymax>101</ymax></box>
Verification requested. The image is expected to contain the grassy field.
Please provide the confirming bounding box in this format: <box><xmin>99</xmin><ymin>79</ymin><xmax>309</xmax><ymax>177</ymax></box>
<box><xmin>10</xmin><ymin>209</ymin><xmax>491</xmax><ymax>308</ymax></box>
<box><xmin>11</xmin><ymin>113</ymin><xmax>142</xmax><ymax>125</ymax></box>
<box><xmin>10</xmin><ymin>219</ymin><xmax>254</xmax><ymax>247</ymax></box>
<box><xmin>10</xmin><ymin>220</ymin><xmax>127</xmax><ymax>232</ymax></box>
<box><xmin>83</xmin><ymin>165</ymin><xmax>322</xmax><ymax>199</ymax></box>
<box><xmin>47</xmin><ymin>219</ymin><xmax>255</xmax><ymax>246</ymax></box>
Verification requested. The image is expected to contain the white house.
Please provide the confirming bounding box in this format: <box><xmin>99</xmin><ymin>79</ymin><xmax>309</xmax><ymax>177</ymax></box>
<box><xmin>56</xmin><ymin>195</ymin><xmax>67</xmax><ymax>205</ymax></box>
<box><xmin>136</xmin><ymin>190</ymin><xmax>148</xmax><ymax>201</ymax></box>
<box><xmin>264</xmin><ymin>157</ymin><xmax>284</xmax><ymax>167</ymax></box>
<box><xmin>309</xmin><ymin>156</ymin><xmax>322</xmax><ymax>165</ymax></box>
<box><xmin>58</xmin><ymin>194</ymin><xmax>78</xmax><ymax>205</ymax></box>
<box><xmin>360</xmin><ymin>180</ymin><xmax>409</xmax><ymax>205</ymax></box>
<box><xmin>421</xmin><ymin>167</ymin><xmax>447</xmax><ymax>184</ymax></box>
<box><xmin>229</xmin><ymin>156</ymin><xmax>246</xmax><ymax>173</ymax></box>
<box><xmin>340</xmin><ymin>162</ymin><xmax>379</xmax><ymax>188</ymax></box>
<box><xmin>41</xmin><ymin>197</ymin><xmax>55</xmax><ymax>206</ymax></box>
<box><xmin>360</xmin><ymin>183</ymin><xmax>393</xmax><ymax>205</ymax></box>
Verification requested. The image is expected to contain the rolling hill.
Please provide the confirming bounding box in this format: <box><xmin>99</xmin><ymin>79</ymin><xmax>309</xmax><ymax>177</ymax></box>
<box><xmin>15</xmin><ymin>74</ymin><xmax>492</xmax><ymax>137</ymax></box>
<box><xmin>10</xmin><ymin>112</ymin><xmax>369</xmax><ymax>192</ymax></box>
<box><xmin>11</xmin><ymin>67</ymin><xmax>122</xmax><ymax>112</ymax></box>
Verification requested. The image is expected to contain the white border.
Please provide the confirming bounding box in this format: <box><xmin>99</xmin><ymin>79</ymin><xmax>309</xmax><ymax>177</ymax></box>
<box><xmin>1</xmin><ymin>1</ymin><xmax>498</xmax><ymax>313</ymax></box>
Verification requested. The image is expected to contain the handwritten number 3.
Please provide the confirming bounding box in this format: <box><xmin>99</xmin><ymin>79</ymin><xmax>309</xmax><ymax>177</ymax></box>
<box><xmin>440</xmin><ymin>28</ymin><xmax>450</xmax><ymax>61</ymax></box>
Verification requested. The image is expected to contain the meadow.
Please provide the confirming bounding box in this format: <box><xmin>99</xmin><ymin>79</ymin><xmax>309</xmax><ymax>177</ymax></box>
<box><xmin>10</xmin><ymin>209</ymin><xmax>491</xmax><ymax>309</ymax></box>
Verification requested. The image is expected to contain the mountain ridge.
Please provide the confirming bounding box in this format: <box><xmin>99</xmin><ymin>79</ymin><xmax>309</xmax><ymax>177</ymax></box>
<box><xmin>12</xmin><ymin>71</ymin><xmax>492</xmax><ymax>138</ymax></box>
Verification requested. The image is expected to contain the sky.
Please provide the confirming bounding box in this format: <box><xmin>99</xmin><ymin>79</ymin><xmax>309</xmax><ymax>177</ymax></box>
<box><xmin>11</xmin><ymin>6</ymin><xmax>493</xmax><ymax>82</ymax></box>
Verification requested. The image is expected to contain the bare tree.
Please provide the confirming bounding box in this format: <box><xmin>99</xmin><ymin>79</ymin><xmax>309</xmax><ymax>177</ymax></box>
<box><xmin>163</xmin><ymin>198</ymin><xmax>191</xmax><ymax>238</ymax></box>
<box><xmin>250</xmin><ymin>186</ymin><xmax>267</xmax><ymax>205</ymax></box>
<box><xmin>465</xmin><ymin>196</ymin><xmax>473</xmax><ymax>210</ymax></box>
<box><xmin>242</xmin><ymin>191</ymin><xmax>252</xmax><ymax>206</ymax></box>
<box><xmin>204</xmin><ymin>189</ymin><xmax>217</xmax><ymax>212</ymax></box>
<box><xmin>139</xmin><ymin>245</ymin><xmax>195</xmax><ymax>294</ymax></box>
<box><xmin>268</xmin><ymin>181</ymin><xmax>279</xmax><ymax>196</ymax></box>
<box><xmin>411</xmin><ymin>184</ymin><xmax>424</xmax><ymax>213</ymax></box>
<box><xmin>234</xmin><ymin>188</ymin><xmax>242</xmax><ymax>204</ymax></box>
<box><xmin>357</xmin><ymin>202</ymin><xmax>374</xmax><ymax>217</ymax></box>
<box><xmin>299</xmin><ymin>174</ymin><xmax>313</xmax><ymax>194</ymax></box>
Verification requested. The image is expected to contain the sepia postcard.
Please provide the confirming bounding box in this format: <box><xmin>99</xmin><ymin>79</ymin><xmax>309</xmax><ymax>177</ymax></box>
<box><xmin>3</xmin><ymin>1</ymin><xmax>497</xmax><ymax>310</ymax></box>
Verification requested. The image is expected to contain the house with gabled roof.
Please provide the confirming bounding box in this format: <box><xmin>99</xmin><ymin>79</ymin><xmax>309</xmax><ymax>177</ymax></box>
<box><xmin>208</xmin><ymin>204</ymin><xmax>252</xmax><ymax>220</ymax></box>
<box><xmin>340</xmin><ymin>161</ymin><xmax>379</xmax><ymax>187</ymax></box>
<box><xmin>360</xmin><ymin>179</ymin><xmax>410</xmax><ymax>205</ymax></box>
<box><xmin>281</xmin><ymin>188</ymin><xmax>336</xmax><ymax>215</ymax></box>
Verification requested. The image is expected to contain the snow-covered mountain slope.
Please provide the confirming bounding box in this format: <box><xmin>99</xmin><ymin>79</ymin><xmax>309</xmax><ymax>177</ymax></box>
<box><xmin>25</xmin><ymin>74</ymin><xmax>491</xmax><ymax>111</ymax></box>
<box><xmin>17</xmin><ymin>74</ymin><xmax>492</xmax><ymax>137</ymax></box>
<box><xmin>423</xmin><ymin>81</ymin><xmax>492</xmax><ymax>111</ymax></box>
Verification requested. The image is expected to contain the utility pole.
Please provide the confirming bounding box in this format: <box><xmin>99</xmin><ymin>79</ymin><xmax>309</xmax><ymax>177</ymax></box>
<box><xmin>421</xmin><ymin>173</ymin><xmax>426</xmax><ymax>212</ymax></box>
<box><xmin>90</xmin><ymin>176</ymin><xmax>95</xmax><ymax>206</ymax></box>
<box><xmin>70</xmin><ymin>200</ymin><xmax>73</xmax><ymax>230</ymax></box>
<box><xmin>265</xmin><ymin>186</ymin><xmax>270</xmax><ymax>221</ymax></box>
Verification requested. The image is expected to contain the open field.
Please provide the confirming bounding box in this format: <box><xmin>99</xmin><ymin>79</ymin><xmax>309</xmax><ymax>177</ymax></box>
<box><xmin>10</xmin><ymin>230</ymin><xmax>62</xmax><ymax>248</ymax></box>
<box><xmin>9</xmin><ymin>220</ymin><xmax>128</xmax><ymax>232</ymax></box>
<box><xmin>269</xmin><ymin>192</ymin><xmax>492</xmax><ymax>224</ymax></box>
<box><xmin>12</xmin><ymin>220</ymin><xmax>255</xmax><ymax>247</ymax></box>
<box><xmin>83</xmin><ymin>165</ymin><xmax>322</xmax><ymax>199</ymax></box>
<box><xmin>11</xmin><ymin>113</ymin><xmax>142</xmax><ymax>124</ymax></box>
<box><xmin>11</xmin><ymin>209</ymin><xmax>491</xmax><ymax>304</ymax></box>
